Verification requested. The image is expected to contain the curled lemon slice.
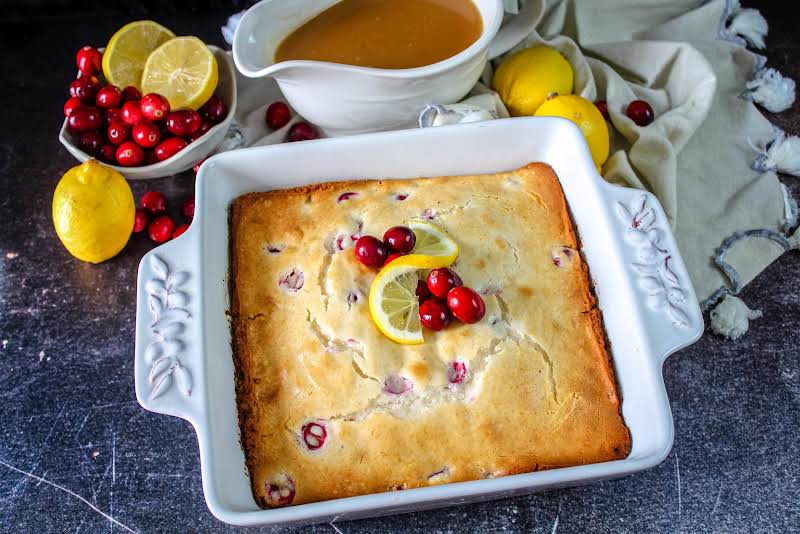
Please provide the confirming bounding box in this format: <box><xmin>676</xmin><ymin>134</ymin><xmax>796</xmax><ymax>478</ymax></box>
<box><xmin>102</xmin><ymin>20</ymin><xmax>175</xmax><ymax>90</ymax></box>
<box><xmin>406</xmin><ymin>220</ymin><xmax>459</xmax><ymax>267</ymax></box>
<box><xmin>141</xmin><ymin>36</ymin><xmax>218</xmax><ymax>111</ymax></box>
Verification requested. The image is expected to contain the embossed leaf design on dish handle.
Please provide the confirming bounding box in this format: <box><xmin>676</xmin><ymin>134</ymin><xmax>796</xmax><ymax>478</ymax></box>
<box><xmin>144</xmin><ymin>254</ymin><xmax>193</xmax><ymax>400</ymax></box>
<box><xmin>616</xmin><ymin>195</ymin><xmax>692</xmax><ymax>328</ymax></box>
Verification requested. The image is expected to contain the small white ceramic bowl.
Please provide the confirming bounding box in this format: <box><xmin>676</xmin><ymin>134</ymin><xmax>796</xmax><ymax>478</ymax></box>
<box><xmin>59</xmin><ymin>46</ymin><xmax>237</xmax><ymax>180</ymax></box>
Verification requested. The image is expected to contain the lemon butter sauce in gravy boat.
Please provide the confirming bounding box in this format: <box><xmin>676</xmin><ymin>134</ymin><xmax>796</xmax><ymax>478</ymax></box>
<box><xmin>232</xmin><ymin>0</ymin><xmax>540</xmax><ymax>136</ymax></box>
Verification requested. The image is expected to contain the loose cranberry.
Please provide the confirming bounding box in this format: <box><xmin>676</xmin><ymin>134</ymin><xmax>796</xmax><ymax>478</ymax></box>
<box><xmin>265</xmin><ymin>101</ymin><xmax>290</xmax><ymax>130</ymax></box>
<box><xmin>104</xmin><ymin>106</ymin><xmax>122</xmax><ymax>123</ymax></box>
<box><xmin>447</xmin><ymin>361</ymin><xmax>467</xmax><ymax>384</ymax></box>
<box><xmin>76</xmin><ymin>46</ymin><xmax>102</xmax><ymax>76</ymax></box>
<box><xmin>181</xmin><ymin>197</ymin><xmax>195</xmax><ymax>221</ymax></box>
<box><xmin>132</xmin><ymin>208</ymin><xmax>149</xmax><ymax>233</ymax></box>
<box><xmin>67</xmin><ymin>106</ymin><xmax>102</xmax><ymax>132</ymax></box>
<box><xmin>172</xmin><ymin>223</ymin><xmax>189</xmax><ymax>239</ymax></box>
<box><xmin>595</xmin><ymin>100</ymin><xmax>609</xmax><ymax>121</ymax></box>
<box><xmin>384</xmin><ymin>226</ymin><xmax>416</xmax><ymax>253</ymax></box>
<box><xmin>188</xmin><ymin>119</ymin><xmax>211</xmax><ymax>141</ymax></box>
<box><xmin>626</xmin><ymin>100</ymin><xmax>654</xmax><ymax>126</ymax></box>
<box><xmin>148</xmin><ymin>214</ymin><xmax>175</xmax><ymax>243</ymax></box>
<box><xmin>69</xmin><ymin>76</ymin><xmax>100</xmax><ymax>102</ymax></box>
<box><xmin>354</xmin><ymin>235</ymin><xmax>388</xmax><ymax>268</ymax></box>
<box><xmin>192</xmin><ymin>158</ymin><xmax>207</xmax><ymax>174</ymax></box>
<box><xmin>264</xmin><ymin>476</ymin><xmax>295</xmax><ymax>507</ymax></box>
<box><xmin>78</xmin><ymin>131</ymin><xmax>104</xmax><ymax>154</ymax></box>
<box><xmin>427</xmin><ymin>268</ymin><xmax>463</xmax><ymax>299</ymax></box>
<box><xmin>416</xmin><ymin>280</ymin><xmax>431</xmax><ymax>302</ymax></box>
<box><xmin>64</xmin><ymin>96</ymin><xmax>83</xmax><ymax>117</ymax></box>
<box><xmin>447</xmin><ymin>287</ymin><xmax>486</xmax><ymax>324</ymax></box>
<box><xmin>141</xmin><ymin>191</ymin><xmax>167</xmax><ymax>214</ymax></box>
<box><xmin>384</xmin><ymin>374</ymin><xmax>412</xmax><ymax>394</ymax></box>
<box><xmin>121</xmin><ymin>86</ymin><xmax>142</xmax><ymax>102</ymax></box>
<box><xmin>99</xmin><ymin>144</ymin><xmax>116</xmax><ymax>163</ymax></box>
<box><xmin>200</xmin><ymin>95</ymin><xmax>227</xmax><ymax>124</ymax></box>
<box><xmin>115</xmin><ymin>141</ymin><xmax>144</xmax><ymax>167</ymax></box>
<box><xmin>95</xmin><ymin>85</ymin><xmax>122</xmax><ymax>109</ymax></box>
<box><xmin>394</xmin><ymin>193</ymin><xmax>409</xmax><ymax>201</ymax></box>
<box><xmin>419</xmin><ymin>299</ymin><xmax>452</xmax><ymax>331</ymax></box>
<box><xmin>132</xmin><ymin>121</ymin><xmax>160</xmax><ymax>148</ymax></box>
<box><xmin>107</xmin><ymin>120</ymin><xmax>130</xmax><ymax>145</ymax></box>
<box><xmin>165</xmin><ymin>109</ymin><xmax>201</xmax><ymax>137</ymax></box>
<box><xmin>154</xmin><ymin>137</ymin><xmax>188</xmax><ymax>161</ymax></box>
<box><xmin>301</xmin><ymin>422</ymin><xmax>327</xmax><ymax>450</ymax></box>
<box><xmin>385</xmin><ymin>252</ymin><xmax>404</xmax><ymax>265</ymax></box>
<box><xmin>140</xmin><ymin>93</ymin><xmax>170</xmax><ymax>121</ymax></box>
<box><xmin>121</xmin><ymin>101</ymin><xmax>144</xmax><ymax>125</ymax></box>
<box><xmin>287</xmin><ymin>121</ymin><xmax>319</xmax><ymax>142</ymax></box>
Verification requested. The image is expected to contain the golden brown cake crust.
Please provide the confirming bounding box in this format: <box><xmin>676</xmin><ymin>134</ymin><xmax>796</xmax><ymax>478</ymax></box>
<box><xmin>229</xmin><ymin>163</ymin><xmax>630</xmax><ymax>507</ymax></box>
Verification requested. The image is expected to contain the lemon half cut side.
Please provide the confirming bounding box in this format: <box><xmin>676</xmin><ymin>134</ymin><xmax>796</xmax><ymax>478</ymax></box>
<box><xmin>141</xmin><ymin>36</ymin><xmax>218</xmax><ymax>111</ymax></box>
<box><xmin>102</xmin><ymin>20</ymin><xmax>175</xmax><ymax>90</ymax></box>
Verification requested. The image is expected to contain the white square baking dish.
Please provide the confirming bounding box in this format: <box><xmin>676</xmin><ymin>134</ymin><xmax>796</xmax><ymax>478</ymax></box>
<box><xmin>134</xmin><ymin>117</ymin><xmax>703</xmax><ymax>527</ymax></box>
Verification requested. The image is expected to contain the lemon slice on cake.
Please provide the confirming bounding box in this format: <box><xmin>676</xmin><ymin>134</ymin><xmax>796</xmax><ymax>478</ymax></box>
<box><xmin>141</xmin><ymin>36</ymin><xmax>218</xmax><ymax>110</ymax></box>
<box><xmin>405</xmin><ymin>220</ymin><xmax>459</xmax><ymax>267</ymax></box>
<box><xmin>102</xmin><ymin>20</ymin><xmax>175</xmax><ymax>90</ymax></box>
<box><xmin>368</xmin><ymin>257</ymin><xmax>425</xmax><ymax>345</ymax></box>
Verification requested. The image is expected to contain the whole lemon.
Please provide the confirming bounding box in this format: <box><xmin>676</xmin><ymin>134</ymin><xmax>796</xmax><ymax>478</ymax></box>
<box><xmin>492</xmin><ymin>46</ymin><xmax>574</xmax><ymax>116</ymax></box>
<box><xmin>535</xmin><ymin>94</ymin><xmax>610</xmax><ymax>168</ymax></box>
<box><xmin>52</xmin><ymin>159</ymin><xmax>135</xmax><ymax>263</ymax></box>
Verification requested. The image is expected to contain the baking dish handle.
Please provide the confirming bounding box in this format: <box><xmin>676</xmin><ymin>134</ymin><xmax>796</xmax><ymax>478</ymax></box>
<box><xmin>134</xmin><ymin>230</ymin><xmax>205</xmax><ymax>425</ymax></box>
<box><xmin>602</xmin><ymin>184</ymin><xmax>704</xmax><ymax>362</ymax></box>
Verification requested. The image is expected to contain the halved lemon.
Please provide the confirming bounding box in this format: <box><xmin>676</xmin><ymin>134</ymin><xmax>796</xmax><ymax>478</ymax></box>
<box><xmin>141</xmin><ymin>36</ymin><xmax>218</xmax><ymax>111</ymax></box>
<box><xmin>406</xmin><ymin>220</ymin><xmax>459</xmax><ymax>266</ymax></box>
<box><xmin>368</xmin><ymin>257</ymin><xmax>425</xmax><ymax>345</ymax></box>
<box><xmin>102</xmin><ymin>20</ymin><xmax>175</xmax><ymax>90</ymax></box>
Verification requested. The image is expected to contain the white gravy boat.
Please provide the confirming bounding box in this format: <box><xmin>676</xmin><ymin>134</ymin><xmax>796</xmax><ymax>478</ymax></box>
<box><xmin>233</xmin><ymin>0</ymin><xmax>539</xmax><ymax>136</ymax></box>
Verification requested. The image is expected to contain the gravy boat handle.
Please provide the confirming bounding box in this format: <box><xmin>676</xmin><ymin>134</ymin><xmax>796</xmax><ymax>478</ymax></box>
<box><xmin>487</xmin><ymin>0</ymin><xmax>543</xmax><ymax>59</ymax></box>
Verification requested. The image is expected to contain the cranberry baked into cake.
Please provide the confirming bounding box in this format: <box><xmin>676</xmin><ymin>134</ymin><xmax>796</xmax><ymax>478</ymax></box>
<box><xmin>229</xmin><ymin>163</ymin><xmax>630</xmax><ymax>508</ymax></box>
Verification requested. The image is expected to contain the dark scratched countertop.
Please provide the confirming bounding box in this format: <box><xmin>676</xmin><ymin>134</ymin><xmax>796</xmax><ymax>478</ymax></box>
<box><xmin>1</xmin><ymin>3</ymin><xmax>798</xmax><ymax>533</ymax></box>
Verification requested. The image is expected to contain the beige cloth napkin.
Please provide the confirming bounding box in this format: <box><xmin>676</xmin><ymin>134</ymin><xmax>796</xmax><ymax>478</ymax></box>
<box><xmin>422</xmin><ymin>0</ymin><xmax>800</xmax><ymax>339</ymax></box>
<box><xmin>221</xmin><ymin>0</ymin><xmax>799</xmax><ymax>338</ymax></box>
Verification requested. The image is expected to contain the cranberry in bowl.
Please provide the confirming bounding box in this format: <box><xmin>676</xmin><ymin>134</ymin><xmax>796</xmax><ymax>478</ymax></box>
<box><xmin>58</xmin><ymin>45</ymin><xmax>237</xmax><ymax>179</ymax></box>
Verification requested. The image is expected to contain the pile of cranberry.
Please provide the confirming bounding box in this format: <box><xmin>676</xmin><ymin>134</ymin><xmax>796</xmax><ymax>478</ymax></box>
<box><xmin>354</xmin><ymin>226</ymin><xmax>486</xmax><ymax>330</ymax></box>
<box><xmin>65</xmin><ymin>46</ymin><xmax>228</xmax><ymax>167</ymax></box>
<box><xmin>133</xmin><ymin>190</ymin><xmax>194</xmax><ymax>243</ymax></box>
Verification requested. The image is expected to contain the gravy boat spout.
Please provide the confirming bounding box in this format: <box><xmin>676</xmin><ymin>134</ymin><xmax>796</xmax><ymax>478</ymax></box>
<box><xmin>233</xmin><ymin>0</ymin><xmax>537</xmax><ymax>136</ymax></box>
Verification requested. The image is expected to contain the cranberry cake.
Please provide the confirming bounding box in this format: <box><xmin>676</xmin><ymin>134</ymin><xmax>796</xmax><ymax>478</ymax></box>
<box><xmin>229</xmin><ymin>163</ymin><xmax>630</xmax><ymax>508</ymax></box>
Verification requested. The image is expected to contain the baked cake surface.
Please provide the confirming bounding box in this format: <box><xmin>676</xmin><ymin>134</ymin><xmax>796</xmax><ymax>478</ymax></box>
<box><xmin>229</xmin><ymin>163</ymin><xmax>630</xmax><ymax>507</ymax></box>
